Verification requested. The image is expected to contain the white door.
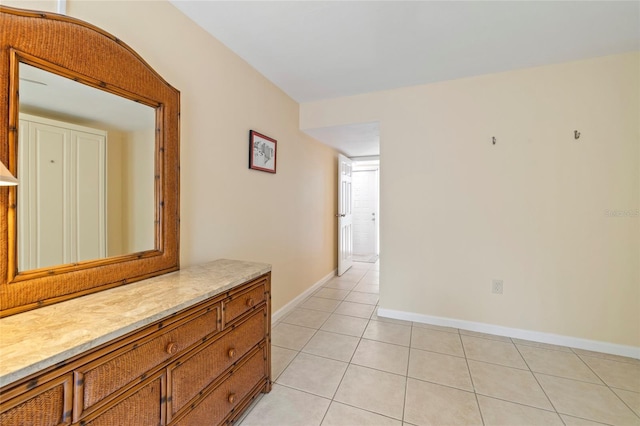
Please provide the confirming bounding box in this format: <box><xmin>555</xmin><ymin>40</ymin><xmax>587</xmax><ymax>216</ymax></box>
<box><xmin>27</xmin><ymin>120</ymin><xmax>69</xmax><ymax>269</ymax></box>
<box><xmin>337</xmin><ymin>154</ymin><xmax>353</xmax><ymax>276</ymax></box>
<box><xmin>72</xmin><ymin>130</ymin><xmax>107</xmax><ymax>262</ymax></box>
<box><xmin>352</xmin><ymin>169</ymin><xmax>378</xmax><ymax>256</ymax></box>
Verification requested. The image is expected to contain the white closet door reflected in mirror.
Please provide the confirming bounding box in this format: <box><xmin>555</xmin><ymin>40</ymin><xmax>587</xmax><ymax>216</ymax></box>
<box><xmin>18</xmin><ymin>114</ymin><xmax>107</xmax><ymax>270</ymax></box>
<box><xmin>17</xmin><ymin>62</ymin><xmax>156</xmax><ymax>272</ymax></box>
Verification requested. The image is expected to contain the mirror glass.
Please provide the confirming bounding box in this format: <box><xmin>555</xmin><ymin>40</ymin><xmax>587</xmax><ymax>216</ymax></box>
<box><xmin>17</xmin><ymin>62</ymin><xmax>156</xmax><ymax>272</ymax></box>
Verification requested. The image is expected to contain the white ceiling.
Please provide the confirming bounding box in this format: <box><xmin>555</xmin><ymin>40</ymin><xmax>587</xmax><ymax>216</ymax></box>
<box><xmin>20</xmin><ymin>63</ymin><xmax>154</xmax><ymax>132</ymax></box>
<box><xmin>170</xmin><ymin>0</ymin><xmax>640</xmax><ymax>157</ymax></box>
<box><xmin>304</xmin><ymin>122</ymin><xmax>380</xmax><ymax>157</ymax></box>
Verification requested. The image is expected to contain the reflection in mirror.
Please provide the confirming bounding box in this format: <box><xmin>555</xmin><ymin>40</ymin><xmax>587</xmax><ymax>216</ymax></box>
<box><xmin>17</xmin><ymin>62</ymin><xmax>156</xmax><ymax>272</ymax></box>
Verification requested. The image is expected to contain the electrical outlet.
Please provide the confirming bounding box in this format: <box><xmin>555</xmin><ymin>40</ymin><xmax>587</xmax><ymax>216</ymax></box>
<box><xmin>492</xmin><ymin>279</ymin><xmax>503</xmax><ymax>294</ymax></box>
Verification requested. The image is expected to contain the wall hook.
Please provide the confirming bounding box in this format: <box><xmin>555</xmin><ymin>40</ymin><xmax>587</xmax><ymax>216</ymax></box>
<box><xmin>492</xmin><ymin>137</ymin><xmax>496</xmax><ymax>145</ymax></box>
<box><xmin>574</xmin><ymin>130</ymin><xmax>581</xmax><ymax>140</ymax></box>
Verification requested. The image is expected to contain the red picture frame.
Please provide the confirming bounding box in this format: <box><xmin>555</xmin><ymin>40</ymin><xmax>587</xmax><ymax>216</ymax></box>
<box><xmin>249</xmin><ymin>130</ymin><xmax>277</xmax><ymax>173</ymax></box>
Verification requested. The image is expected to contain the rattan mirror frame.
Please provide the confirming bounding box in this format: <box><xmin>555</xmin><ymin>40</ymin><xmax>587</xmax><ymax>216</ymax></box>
<box><xmin>0</xmin><ymin>6</ymin><xmax>180</xmax><ymax>317</ymax></box>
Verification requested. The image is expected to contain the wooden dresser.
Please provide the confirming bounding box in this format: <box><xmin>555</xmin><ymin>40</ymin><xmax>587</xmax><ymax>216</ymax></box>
<box><xmin>0</xmin><ymin>259</ymin><xmax>271</xmax><ymax>425</ymax></box>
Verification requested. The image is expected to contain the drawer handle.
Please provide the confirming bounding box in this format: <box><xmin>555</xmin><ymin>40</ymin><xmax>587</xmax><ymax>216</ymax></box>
<box><xmin>228</xmin><ymin>393</ymin><xmax>236</xmax><ymax>404</ymax></box>
<box><xmin>166</xmin><ymin>342</ymin><xmax>178</xmax><ymax>355</ymax></box>
<box><xmin>246</xmin><ymin>298</ymin><xmax>255</xmax><ymax>307</ymax></box>
<box><xmin>228</xmin><ymin>348</ymin><xmax>236</xmax><ymax>358</ymax></box>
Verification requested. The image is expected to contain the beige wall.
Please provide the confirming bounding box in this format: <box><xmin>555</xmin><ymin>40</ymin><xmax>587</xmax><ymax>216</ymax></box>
<box><xmin>106</xmin><ymin>130</ymin><xmax>124</xmax><ymax>256</ymax></box>
<box><xmin>302</xmin><ymin>52</ymin><xmax>640</xmax><ymax>347</ymax></box>
<box><xmin>106</xmin><ymin>127</ymin><xmax>155</xmax><ymax>257</ymax></box>
<box><xmin>124</xmin><ymin>127</ymin><xmax>155</xmax><ymax>254</ymax></box>
<box><xmin>5</xmin><ymin>0</ymin><xmax>338</xmax><ymax>312</ymax></box>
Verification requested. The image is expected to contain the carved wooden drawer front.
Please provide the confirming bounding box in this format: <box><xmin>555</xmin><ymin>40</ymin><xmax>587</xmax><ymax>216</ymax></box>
<box><xmin>168</xmin><ymin>307</ymin><xmax>266</xmax><ymax>420</ymax></box>
<box><xmin>75</xmin><ymin>303</ymin><xmax>220</xmax><ymax>420</ymax></box>
<box><xmin>81</xmin><ymin>371</ymin><xmax>165</xmax><ymax>426</ymax></box>
<box><xmin>0</xmin><ymin>375</ymin><xmax>72</xmax><ymax>426</ymax></box>
<box><xmin>223</xmin><ymin>278</ymin><xmax>267</xmax><ymax>326</ymax></box>
<box><xmin>172</xmin><ymin>346</ymin><xmax>267</xmax><ymax>426</ymax></box>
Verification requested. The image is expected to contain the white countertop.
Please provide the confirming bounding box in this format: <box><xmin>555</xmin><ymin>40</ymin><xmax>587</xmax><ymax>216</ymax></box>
<box><xmin>0</xmin><ymin>259</ymin><xmax>271</xmax><ymax>388</ymax></box>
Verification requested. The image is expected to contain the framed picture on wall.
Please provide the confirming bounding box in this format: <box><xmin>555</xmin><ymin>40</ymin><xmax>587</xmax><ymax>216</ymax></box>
<box><xmin>249</xmin><ymin>130</ymin><xmax>277</xmax><ymax>173</ymax></box>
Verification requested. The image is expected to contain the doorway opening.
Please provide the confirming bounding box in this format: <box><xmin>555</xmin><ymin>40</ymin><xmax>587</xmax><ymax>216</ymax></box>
<box><xmin>352</xmin><ymin>158</ymin><xmax>379</xmax><ymax>263</ymax></box>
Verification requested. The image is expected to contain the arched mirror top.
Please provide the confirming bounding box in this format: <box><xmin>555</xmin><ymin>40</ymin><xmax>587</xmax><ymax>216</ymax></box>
<box><xmin>0</xmin><ymin>6</ymin><xmax>180</xmax><ymax>317</ymax></box>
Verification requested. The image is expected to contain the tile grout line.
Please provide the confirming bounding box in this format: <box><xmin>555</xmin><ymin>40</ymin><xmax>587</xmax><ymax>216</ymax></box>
<box><xmin>567</xmin><ymin>354</ymin><xmax>640</xmax><ymax>421</ymax></box>
<box><xmin>274</xmin><ymin>279</ymin><xmax>351</xmax><ymax>426</ymax></box>
<box><xmin>274</xmin><ymin>291</ymin><xmax>341</xmax><ymax>393</ymax></box>
<box><xmin>325</xmin><ymin>401</ymin><xmax>405</xmax><ymax>425</ymax></box>
<box><xmin>575</xmin><ymin>350</ymin><xmax>640</xmax><ymax>366</ymax></box>
<box><xmin>322</xmin><ymin>263</ymin><xmax>376</xmax><ymax>425</ymax></box>
<box><xmin>313</xmin><ymin>264</ymin><xmax>374</xmax><ymax>425</ymax></box>
<box><xmin>401</xmin><ymin>320</ymin><xmax>415</xmax><ymax>424</ymax></box>
<box><xmin>512</xmin><ymin>342</ymin><xmax>564</xmax><ymax>423</ymax></box>
<box><xmin>458</xmin><ymin>330</ymin><xmax>486</xmax><ymax>426</ymax></box>
<box><xmin>522</xmin><ymin>348</ymin><xmax>640</xmax><ymax>423</ymax></box>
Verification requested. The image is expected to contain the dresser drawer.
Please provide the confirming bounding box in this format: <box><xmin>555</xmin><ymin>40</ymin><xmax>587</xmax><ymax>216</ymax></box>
<box><xmin>0</xmin><ymin>375</ymin><xmax>72</xmax><ymax>426</ymax></box>
<box><xmin>82</xmin><ymin>371</ymin><xmax>165</xmax><ymax>426</ymax></box>
<box><xmin>75</xmin><ymin>303</ymin><xmax>220</xmax><ymax>419</ymax></box>
<box><xmin>168</xmin><ymin>307</ymin><xmax>266</xmax><ymax>419</ymax></box>
<box><xmin>223</xmin><ymin>276</ymin><xmax>268</xmax><ymax>326</ymax></box>
<box><xmin>172</xmin><ymin>346</ymin><xmax>267</xmax><ymax>426</ymax></box>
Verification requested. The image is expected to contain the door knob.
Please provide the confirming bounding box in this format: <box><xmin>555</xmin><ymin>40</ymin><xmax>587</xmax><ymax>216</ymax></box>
<box><xmin>335</xmin><ymin>213</ymin><xmax>346</xmax><ymax>217</ymax></box>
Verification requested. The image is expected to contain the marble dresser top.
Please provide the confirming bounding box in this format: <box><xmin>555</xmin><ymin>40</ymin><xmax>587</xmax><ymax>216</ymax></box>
<box><xmin>0</xmin><ymin>259</ymin><xmax>271</xmax><ymax>388</ymax></box>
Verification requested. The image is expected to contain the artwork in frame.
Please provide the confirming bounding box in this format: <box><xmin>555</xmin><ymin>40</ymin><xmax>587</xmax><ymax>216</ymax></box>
<box><xmin>249</xmin><ymin>130</ymin><xmax>277</xmax><ymax>173</ymax></box>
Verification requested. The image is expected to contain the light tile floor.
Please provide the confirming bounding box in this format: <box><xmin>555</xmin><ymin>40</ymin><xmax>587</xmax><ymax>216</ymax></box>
<box><xmin>237</xmin><ymin>261</ymin><xmax>640</xmax><ymax>426</ymax></box>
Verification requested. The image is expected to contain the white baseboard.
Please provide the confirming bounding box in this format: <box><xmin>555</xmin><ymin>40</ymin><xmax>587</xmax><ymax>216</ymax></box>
<box><xmin>377</xmin><ymin>307</ymin><xmax>640</xmax><ymax>360</ymax></box>
<box><xmin>272</xmin><ymin>269</ymin><xmax>337</xmax><ymax>324</ymax></box>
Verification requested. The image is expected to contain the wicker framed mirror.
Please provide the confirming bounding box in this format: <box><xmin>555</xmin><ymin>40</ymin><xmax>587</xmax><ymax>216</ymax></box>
<box><xmin>0</xmin><ymin>6</ymin><xmax>180</xmax><ymax>317</ymax></box>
